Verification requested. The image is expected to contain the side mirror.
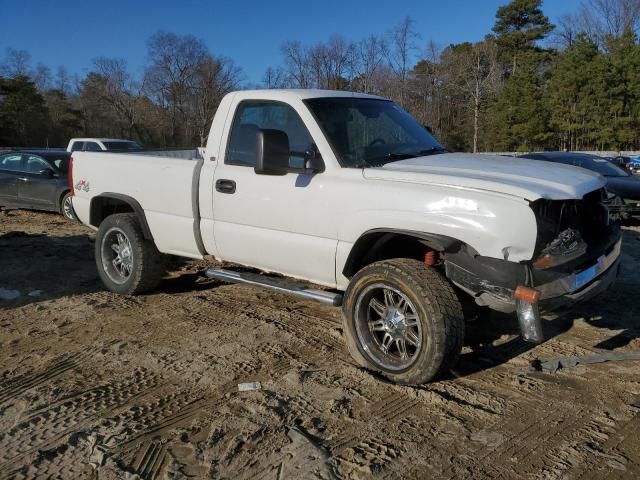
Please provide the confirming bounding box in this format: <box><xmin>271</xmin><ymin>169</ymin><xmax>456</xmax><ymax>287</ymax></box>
<box><xmin>255</xmin><ymin>129</ymin><xmax>290</xmax><ymax>176</ymax></box>
<box><xmin>39</xmin><ymin>168</ymin><xmax>55</xmax><ymax>177</ymax></box>
<box><xmin>254</xmin><ymin>129</ymin><xmax>324</xmax><ymax>176</ymax></box>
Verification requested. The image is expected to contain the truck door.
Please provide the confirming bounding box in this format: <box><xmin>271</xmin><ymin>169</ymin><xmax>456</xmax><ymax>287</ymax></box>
<box><xmin>212</xmin><ymin>100</ymin><xmax>337</xmax><ymax>287</ymax></box>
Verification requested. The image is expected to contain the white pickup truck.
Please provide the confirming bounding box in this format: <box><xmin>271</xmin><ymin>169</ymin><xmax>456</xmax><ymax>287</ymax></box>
<box><xmin>70</xmin><ymin>89</ymin><xmax>621</xmax><ymax>384</ymax></box>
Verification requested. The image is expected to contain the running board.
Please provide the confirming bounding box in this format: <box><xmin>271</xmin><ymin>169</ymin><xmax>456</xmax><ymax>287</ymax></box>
<box><xmin>205</xmin><ymin>268</ymin><xmax>343</xmax><ymax>307</ymax></box>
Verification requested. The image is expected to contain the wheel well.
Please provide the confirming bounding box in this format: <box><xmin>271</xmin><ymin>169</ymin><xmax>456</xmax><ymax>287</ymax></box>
<box><xmin>89</xmin><ymin>194</ymin><xmax>153</xmax><ymax>240</ymax></box>
<box><xmin>342</xmin><ymin>230</ymin><xmax>461</xmax><ymax>278</ymax></box>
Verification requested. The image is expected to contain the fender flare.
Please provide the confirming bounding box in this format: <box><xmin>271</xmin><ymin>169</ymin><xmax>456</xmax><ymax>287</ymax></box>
<box><xmin>89</xmin><ymin>193</ymin><xmax>153</xmax><ymax>240</ymax></box>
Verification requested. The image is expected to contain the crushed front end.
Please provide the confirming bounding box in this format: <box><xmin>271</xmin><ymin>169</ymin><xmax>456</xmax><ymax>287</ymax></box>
<box><xmin>444</xmin><ymin>188</ymin><xmax>622</xmax><ymax>343</ymax></box>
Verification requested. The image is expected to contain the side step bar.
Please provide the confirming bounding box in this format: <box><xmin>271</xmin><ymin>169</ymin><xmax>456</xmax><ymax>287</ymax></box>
<box><xmin>205</xmin><ymin>268</ymin><xmax>343</xmax><ymax>307</ymax></box>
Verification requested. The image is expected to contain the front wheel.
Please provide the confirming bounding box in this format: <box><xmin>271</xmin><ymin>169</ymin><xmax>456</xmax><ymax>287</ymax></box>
<box><xmin>342</xmin><ymin>258</ymin><xmax>464</xmax><ymax>384</ymax></box>
<box><xmin>95</xmin><ymin>213</ymin><xmax>165</xmax><ymax>295</ymax></box>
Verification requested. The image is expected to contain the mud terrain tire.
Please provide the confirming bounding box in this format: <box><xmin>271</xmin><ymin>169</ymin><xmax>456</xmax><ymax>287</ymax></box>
<box><xmin>95</xmin><ymin>213</ymin><xmax>164</xmax><ymax>295</ymax></box>
<box><xmin>342</xmin><ymin>258</ymin><xmax>464</xmax><ymax>384</ymax></box>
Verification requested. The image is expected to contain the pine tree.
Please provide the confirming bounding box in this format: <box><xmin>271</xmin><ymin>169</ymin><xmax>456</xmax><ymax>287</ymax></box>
<box><xmin>492</xmin><ymin>0</ymin><xmax>554</xmax><ymax>74</ymax></box>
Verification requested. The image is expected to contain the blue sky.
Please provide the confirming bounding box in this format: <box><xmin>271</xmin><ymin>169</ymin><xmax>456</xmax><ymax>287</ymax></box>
<box><xmin>0</xmin><ymin>0</ymin><xmax>583</xmax><ymax>85</ymax></box>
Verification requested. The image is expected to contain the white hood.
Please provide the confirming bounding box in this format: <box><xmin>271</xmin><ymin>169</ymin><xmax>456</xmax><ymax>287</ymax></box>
<box><xmin>362</xmin><ymin>153</ymin><xmax>605</xmax><ymax>201</ymax></box>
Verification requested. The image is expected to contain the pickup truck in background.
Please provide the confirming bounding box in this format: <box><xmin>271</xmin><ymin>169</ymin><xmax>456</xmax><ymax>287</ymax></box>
<box><xmin>70</xmin><ymin>90</ymin><xmax>621</xmax><ymax>384</ymax></box>
<box><xmin>67</xmin><ymin>138</ymin><xmax>143</xmax><ymax>152</ymax></box>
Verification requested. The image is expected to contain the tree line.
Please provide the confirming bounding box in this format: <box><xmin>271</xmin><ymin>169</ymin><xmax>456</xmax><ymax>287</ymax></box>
<box><xmin>1</xmin><ymin>0</ymin><xmax>640</xmax><ymax>152</ymax></box>
<box><xmin>0</xmin><ymin>32</ymin><xmax>242</xmax><ymax>148</ymax></box>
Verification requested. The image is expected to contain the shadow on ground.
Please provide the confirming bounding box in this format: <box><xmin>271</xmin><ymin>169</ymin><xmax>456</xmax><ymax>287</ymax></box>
<box><xmin>0</xmin><ymin>231</ymin><xmax>101</xmax><ymax>309</ymax></box>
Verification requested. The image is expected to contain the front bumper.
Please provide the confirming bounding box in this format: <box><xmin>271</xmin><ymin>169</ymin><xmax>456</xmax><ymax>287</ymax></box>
<box><xmin>536</xmin><ymin>239</ymin><xmax>621</xmax><ymax>309</ymax></box>
<box><xmin>445</xmin><ymin>237</ymin><xmax>622</xmax><ymax>314</ymax></box>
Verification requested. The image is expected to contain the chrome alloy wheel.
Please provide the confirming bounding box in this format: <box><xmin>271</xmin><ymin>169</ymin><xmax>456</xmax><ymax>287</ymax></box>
<box><xmin>101</xmin><ymin>227</ymin><xmax>133</xmax><ymax>284</ymax></box>
<box><xmin>62</xmin><ymin>196</ymin><xmax>75</xmax><ymax>220</ymax></box>
<box><xmin>354</xmin><ymin>283</ymin><xmax>423</xmax><ymax>371</ymax></box>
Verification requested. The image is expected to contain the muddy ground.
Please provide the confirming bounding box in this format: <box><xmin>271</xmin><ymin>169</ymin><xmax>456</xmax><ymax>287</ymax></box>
<box><xmin>0</xmin><ymin>209</ymin><xmax>639</xmax><ymax>479</ymax></box>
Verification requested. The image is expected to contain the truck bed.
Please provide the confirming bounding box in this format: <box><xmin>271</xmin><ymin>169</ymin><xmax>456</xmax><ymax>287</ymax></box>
<box><xmin>71</xmin><ymin>151</ymin><xmax>204</xmax><ymax>258</ymax></box>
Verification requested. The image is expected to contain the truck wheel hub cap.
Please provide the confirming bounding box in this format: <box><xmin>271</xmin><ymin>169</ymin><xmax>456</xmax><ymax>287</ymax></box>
<box><xmin>354</xmin><ymin>284</ymin><xmax>423</xmax><ymax>371</ymax></box>
<box><xmin>384</xmin><ymin>308</ymin><xmax>407</xmax><ymax>337</ymax></box>
<box><xmin>101</xmin><ymin>228</ymin><xmax>133</xmax><ymax>284</ymax></box>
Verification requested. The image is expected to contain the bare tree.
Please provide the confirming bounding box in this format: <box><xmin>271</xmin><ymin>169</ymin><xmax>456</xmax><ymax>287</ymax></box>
<box><xmin>281</xmin><ymin>41</ymin><xmax>310</xmax><ymax>88</ymax></box>
<box><xmin>551</xmin><ymin>14</ymin><xmax>582</xmax><ymax>49</ymax></box>
<box><xmin>55</xmin><ymin>66</ymin><xmax>72</xmax><ymax>96</ymax></box>
<box><xmin>190</xmin><ymin>56</ymin><xmax>242</xmax><ymax>145</ymax></box>
<box><xmin>441</xmin><ymin>39</ymin><xmax>500</xmax><ymax>152</ymax></box>
<box><xmin>144</xmin><ymin>31</ymin><xmax>209</xmax><ymax>144</ymax></box>
<box><xmin>1</xmin><ymin>48</ymin><xmax>31</xmax><ymax>77</ymax></box>
<box><xmin>262</xmin><ymin>66</ymin><xmax>288</xmax><ymax>88</ymax></box>
<box><xmin>353</xmin><ymin>35</ymin><xmax>388</xmax><ymax>93</ymax></box>
<box><xmin>93</xmin><ymin>57</ymin><xmax>145</xmax><ymax>138</ymax></box>
<box><xmin>32</xmin><ymin>63</ymin><xmax>51</xmax><ymax>91</ymax></box>
<box><xmin>387</xmin><ymin>16</ymin><xmax>419</xmax><ymax>106</ymax></box>
<box><xmin>408</xmin><ymin>40</ymin><xmax>442</xmax><ymax>130</ymax></box>
<box><xmin>579</xmin><ymin>0</ymin><xmax>640</xmax><ymax>44</ymax></box>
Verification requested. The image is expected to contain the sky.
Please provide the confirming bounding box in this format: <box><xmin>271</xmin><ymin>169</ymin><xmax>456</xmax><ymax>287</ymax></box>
<box><xmin>0</xmin><ymin>0</ymin><xmax>584</xmax><ymax>85</ymax></box>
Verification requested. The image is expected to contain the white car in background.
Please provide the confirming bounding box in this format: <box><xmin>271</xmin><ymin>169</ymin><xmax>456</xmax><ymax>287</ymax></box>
<box><xmin>66</xmin><ymin>138</ymin><xmax>142</xmax><ymax>152</ymax></box>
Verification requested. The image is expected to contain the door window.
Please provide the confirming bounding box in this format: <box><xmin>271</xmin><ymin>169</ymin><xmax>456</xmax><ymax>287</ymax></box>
<box><xmin>70</xmin><ymin>141</ymin><xmax>84</xmax><ymax>151</ymax></box>
<box><xmin>24</xmin><ymin>155</ymin><xmax>51</xmax><ymax>174</ymax></box>
<box><xmin>85</xmin><ymin>142</ymin><xmax>102</xmax><ymax>151</ymax></box>
<box><xmin>226</xmin><ymin>102</ymin><xmax>315</xmax><ymax>167</ymax></box>
<box><xmin>0</xmin><ymin>154</ymin><xmax>22</xmax><ymax>171</ymax></box>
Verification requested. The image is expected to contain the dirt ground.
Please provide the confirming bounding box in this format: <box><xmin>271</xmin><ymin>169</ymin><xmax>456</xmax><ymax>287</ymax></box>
<box><xmin>1</xmin><ymin>209</ymin><xmax>639</xmax><ymax>479</ymax></box>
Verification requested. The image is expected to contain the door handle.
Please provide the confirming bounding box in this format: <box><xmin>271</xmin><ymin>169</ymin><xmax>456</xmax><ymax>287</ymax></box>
<box><xmin>215</xmin><ymin>179</ymin><xmax>236</xmax><ymax>194</ymax></box>
<box><xmin>17</xmin><ymin>177</ymin><xmax>29</xmax><ymax>182</ymax></box>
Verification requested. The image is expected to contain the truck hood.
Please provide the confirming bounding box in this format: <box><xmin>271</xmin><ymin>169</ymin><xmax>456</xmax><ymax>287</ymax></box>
<box><xmin>362</xmin><ymin>153</ymin><xmax>605</xmax><ymax>201</ymax></box>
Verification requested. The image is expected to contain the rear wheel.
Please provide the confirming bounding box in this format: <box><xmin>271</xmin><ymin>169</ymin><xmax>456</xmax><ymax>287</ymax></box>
<box><xmin>60</xmin><ymin>192</ymin><xmax>77</xmax><ymax>221</ymax></box>
<box><xmin>342</xmin><ymin>258</ymin><xmax>464</xmax><ymax>384</ymax></box>
<box><xmin>95</xmin><ymin>213</ymin><xmax>165</xmax><ymax>295</ymax></box>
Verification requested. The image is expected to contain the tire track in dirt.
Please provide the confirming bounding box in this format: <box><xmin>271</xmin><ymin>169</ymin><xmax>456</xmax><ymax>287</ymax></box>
<box><xmin>0</xmin><ymin>351</ymin><xmax>94</xmax><ymax>405</ymax></box>
<box><xmin>0</xmin><ymin>367</ymin><xmax>160</xmax><ymax>472</ymax></box>
<box><xmin>571</xmin><ymin>403</ymin><xmax>640</xmax><ymax>479</ymax></box>
<box><xmin>100</xmin><ymin>343</ymin><xmax>306</xmax><ymax>478</ymax></box>
<box><xmin>176</xmin><ymin>290</ymin><xmax>351</xmax><ymax>372</ymax></box>
<box><xmin>129</xmin><ymin>440</ymin><xmax>170</xmax><ymax>480</ymax></box>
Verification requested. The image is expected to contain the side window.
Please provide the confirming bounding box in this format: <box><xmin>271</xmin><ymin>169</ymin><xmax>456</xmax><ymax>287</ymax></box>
<box><xmin>24</xmin><ymin>155</ymin><xmax>50</xmax><ymax>174</ymax></box>
<box><xmin>0</xmin><ymin>154</ymin><xmax>23</xmax><ymax>171</ymax></box>
<box><xmin>70</xmin><ymin>141</ymin><xmax>84</xmax><ymax>151</ymax></box>
<box><xmin>226</xmin><ymin>101</ymin><xmax>315</xmax><ymax>167</ymax></box>
<box><xmin>85</xmin><ymin>142</ymin><xmax>101</xmax><ymax>151</ymax></box>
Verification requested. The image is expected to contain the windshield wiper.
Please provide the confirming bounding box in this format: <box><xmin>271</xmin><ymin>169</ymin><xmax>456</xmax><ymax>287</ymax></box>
<box><xmin>371</xmin><ymin>152</ymin><xmax>418</xmax><ymax>166</ymax></box>
<box><xmin>415</xmin><ymin>147</ymin><xmax>448</xmax><ymax>156</ymax></box>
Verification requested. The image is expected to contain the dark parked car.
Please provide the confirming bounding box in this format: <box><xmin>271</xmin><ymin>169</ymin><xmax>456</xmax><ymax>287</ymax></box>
<box><xmin>611</xmin><ymin>155</ymin><xmax>633</xmax><ymax>172</ymax></box>
<box><xmin>520</xmin><ymin>151</ymin><xmax>640</xmax><ymax>217</ymax></box>
<box><xmin>0</xmin><ymin>150</ymin><xmax>76</xmax><ymax>220</ymax></box>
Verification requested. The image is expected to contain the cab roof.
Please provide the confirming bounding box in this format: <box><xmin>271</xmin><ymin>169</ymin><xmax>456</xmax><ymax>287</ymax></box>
<box><xmin>231</xmin><ymin>89</ymin><xmax>388</xmax><ymax>101</ymax></box>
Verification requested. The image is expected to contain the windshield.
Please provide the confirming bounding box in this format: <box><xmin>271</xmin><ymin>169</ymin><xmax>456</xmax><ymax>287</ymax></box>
<box><xmin>103</xmin><ymin>141</ymin><xmax>142</xmax><ymax>151</ymax></box>
<box><xmin>304</xmin><ymin>97</ymin><xmax>445</xmax><ymax>167</ymax></box>
<box><xmin>580</xmin><ymin>157</ymin><xmax>629</xmax><ymax>177</ymax></box>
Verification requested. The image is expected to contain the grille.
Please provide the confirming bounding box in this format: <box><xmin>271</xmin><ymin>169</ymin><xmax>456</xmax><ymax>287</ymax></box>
<box><xmin>530</xmin><ymin>188</ymin><xmax>610</xmax><ymax>257</ymax></box>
